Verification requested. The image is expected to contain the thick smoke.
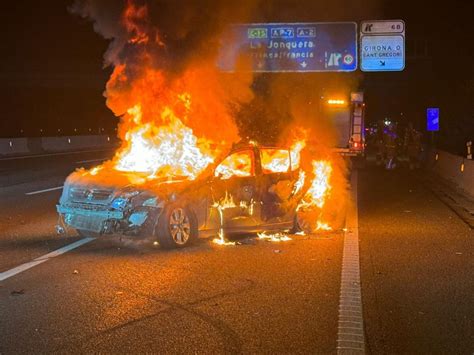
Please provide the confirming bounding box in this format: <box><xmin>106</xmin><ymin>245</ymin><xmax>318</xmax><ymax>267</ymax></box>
<box><xmin>70</xmin><ymin>0</ymin><xmax>258</xmax><ymax>145</ymax></box>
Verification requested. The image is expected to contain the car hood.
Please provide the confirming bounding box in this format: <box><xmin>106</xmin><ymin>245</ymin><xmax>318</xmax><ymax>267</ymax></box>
<box><xmin>60</xmin><ymin>167</ymin><xmax>199</xmax><ymax>206</ymax></box>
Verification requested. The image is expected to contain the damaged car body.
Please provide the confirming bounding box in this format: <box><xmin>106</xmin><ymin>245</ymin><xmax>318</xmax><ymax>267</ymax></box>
<box><xmin>57</xmin><ymin>142</ymin><xmax>308</xmax><ymax>248</ymax></box>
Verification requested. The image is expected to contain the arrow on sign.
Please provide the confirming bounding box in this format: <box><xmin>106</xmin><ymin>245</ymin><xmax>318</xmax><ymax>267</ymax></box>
<box><xmin>300</xmin><ymin>61</ymin><xmax>307</xmax><ymax>68</ymax></box>
<box><xmin>380</xmin><ymin>60</ymin><xmax>386</xmax><ymax>66</ymax></box>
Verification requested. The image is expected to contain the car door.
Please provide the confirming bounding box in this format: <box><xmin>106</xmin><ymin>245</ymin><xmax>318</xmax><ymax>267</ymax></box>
<box><xmin>256</xmin><ymin>147</ymin><xmax>300</xmax><ymax>227</ymax></box>
<box><xmin>206</xmin><ymin>148</ymin><xmax>260</xmax><ymax>232</ymax></box>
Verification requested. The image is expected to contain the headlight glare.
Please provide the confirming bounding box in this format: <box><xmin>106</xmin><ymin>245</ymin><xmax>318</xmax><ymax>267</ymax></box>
<box><xmin>111</xmin><ymin>197</ymin><xmax>128</xmax><ymax>210</ymax></box>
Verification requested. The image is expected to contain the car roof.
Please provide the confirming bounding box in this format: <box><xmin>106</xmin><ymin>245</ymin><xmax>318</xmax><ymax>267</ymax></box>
<box><xmin>230</xmin><ymin>141</ymin><xmax>289</xmax><ymax>153</ymax></box>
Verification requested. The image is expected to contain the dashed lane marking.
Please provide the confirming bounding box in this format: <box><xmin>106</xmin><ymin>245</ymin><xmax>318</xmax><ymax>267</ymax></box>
<box><xmin>337</xmin><ymin>170</ymin><xmax>365</xmax><ymax>354</ymax></box>
<box><xmin>0</xmin><ymin>237</ymin><xmax>95</xmax><ymax>282</ymax></box>
<box><xmin>25</xmin><ymin>186</ymin><xmax>63</xmax><ymax>195</ymax></box>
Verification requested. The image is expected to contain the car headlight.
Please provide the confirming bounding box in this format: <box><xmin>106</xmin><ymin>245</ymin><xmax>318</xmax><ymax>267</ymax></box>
<box><xmin>142</xmin><ymin>197</ymin><xmax>160</xmax><ymax>207</ymax></box>
<box><xmin>142</xmin><ymin>197</ymin><xmax>164</xmax><ymax>208</ymax></box>
<box><xmin>111</xmin><ymin>197</ymin><xmax>128</xmax><ymax>210</ymax></box>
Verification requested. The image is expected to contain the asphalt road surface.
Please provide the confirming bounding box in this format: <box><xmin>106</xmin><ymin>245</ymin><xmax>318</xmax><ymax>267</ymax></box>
<box><xmin>0</xmin><ymin>152</ymin><xmax>473</xmax><ymax>354</ymax></box>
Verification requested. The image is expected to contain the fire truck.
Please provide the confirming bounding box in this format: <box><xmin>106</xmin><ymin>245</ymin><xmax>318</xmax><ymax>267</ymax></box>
<box><xmin>323</xmin><ymin>92</ymin><xmax>365</xmax><ymax>157</ymax></box>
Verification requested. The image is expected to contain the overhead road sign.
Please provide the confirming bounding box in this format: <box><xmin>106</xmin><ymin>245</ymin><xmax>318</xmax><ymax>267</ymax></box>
<box><xmin>360</xmin><ymin>20</ymin><xmax>405</xmax><ymax>72</ymax></box>
<box><xmin>360</xmin><ymin>35</ymin><xmax>404</xmax><ymax>71</ymax></box>
<box><xmin>427</xmin><ymin>108</ymin><xmax>440</xmax><ymax>131</ymax></box>
<box><xmin>361</xmin><ymin>20</ymin><xmax>404</xmax><ymax>34</ymax></box>
<box><xmin>217</xmin><ymin>22</ymin><xmax>357</xmax><ymax>72</ymax></box>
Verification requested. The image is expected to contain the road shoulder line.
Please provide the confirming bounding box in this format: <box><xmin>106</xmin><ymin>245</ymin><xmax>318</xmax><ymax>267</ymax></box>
<box><xmin>337</xmin><ymin>170</ymin><xmax>365</xmax><ymax>354</ymax></box>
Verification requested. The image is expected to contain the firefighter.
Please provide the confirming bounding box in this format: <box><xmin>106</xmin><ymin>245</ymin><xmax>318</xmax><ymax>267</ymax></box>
<box><xmin>374</xmin><ymin>120</ymin><xmax>385</xmax><ymax>166</ymax></box>
<box><xmin>383</xmin><ymin>121</ymin><xmax>398</xmax><ymax>170</ymax></box>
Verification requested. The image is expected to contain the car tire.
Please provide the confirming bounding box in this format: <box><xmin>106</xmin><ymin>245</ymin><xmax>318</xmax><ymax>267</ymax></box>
<box><xmin>155</xmin><ymin>204</ymin><xmax>197</xmax><ymax>249</ymax></box>
<box><xmin>291</xmin><ymin>210</ymin><xmax>314</xmax><ymax>234</ymax></box>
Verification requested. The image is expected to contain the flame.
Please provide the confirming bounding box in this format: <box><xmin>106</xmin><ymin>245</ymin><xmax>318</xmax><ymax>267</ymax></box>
<box><xmin>89</xmin><ymin>166</ymin><xmax>103</xmax><ymax>176</ymax></box>
<box><xmin>258</xmin><ymin>232</ymin><xmax>292</xmax><ymax>242</ymax></box>
<box><xmin>239</xmin><ymin>199</ymin><xmax>255</xmax><ymax>216</ymax></box>
<box><xmin>260</xmin><ymin>148</ymin><xmax>290</xmax><ymax>173</ymax></box>
<box><xmin>316</xmin><ymin>221</ymin><xmax>332</xmax><ymax>231</ymax></box>
<box><xmin>214</xmin><ymin>150</ymin><xmax>253</xmax><ymax>179</ymax></box>
<box><xmin>212</xmin><ymin>192</ymin><xmax>237</xmax><ymax>245</ymax></box>
<box><xmin>113</xmin><ymin>104</ymin><xmax>215</xmax><ymax>180</ymax></box>
<box><xmin>298</xmin><ymin>160</ymin><xmax>332</xmax><ymax>210</ymax></box>
<box><xmin>290</xmin><ymin>139</ymin><xmax>306</xmax><ymax>170</ymax></box>
<box><xmin>295</xmin><ymin>159</ymin><xmax>333</xmax><ymax>232</ymax></box>
<box><xmin>292</xmin><ymin>170</ymin><xmax>306</xmax><ymax>196</ymax></box>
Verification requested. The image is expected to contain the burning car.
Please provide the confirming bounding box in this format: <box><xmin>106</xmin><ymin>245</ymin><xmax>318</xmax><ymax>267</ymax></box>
<box><xmin>57</xmin><ymin>141</ymin><xmax>309</xmax><ymax>248</ymax></box>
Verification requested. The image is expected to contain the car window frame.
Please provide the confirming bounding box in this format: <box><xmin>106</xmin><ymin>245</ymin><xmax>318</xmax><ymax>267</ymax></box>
<box><xmin>214</xmin><ymin>148</ymin><xmax>256</xmax><ymax>179</ymax></box>
<box><xmin>259</xmin><ymin>147</ymin><xmax>292</xmax><ymax>175</ymax></box>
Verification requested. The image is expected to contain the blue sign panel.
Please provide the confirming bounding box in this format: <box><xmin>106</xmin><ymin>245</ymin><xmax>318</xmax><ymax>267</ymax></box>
<box><xmin>360</xmin><ymin>35</ymin><xmax>405</xmax><ymax>71</ymax></box>
<box><xmin>217</xmin><ymin>22</ymin><xmax>357</xmax><ymax>72</ymax></box>
<box><xmin>427</xmin><ymin>108</ymin><xmax>440</xmax><ymax>131</ymax></box>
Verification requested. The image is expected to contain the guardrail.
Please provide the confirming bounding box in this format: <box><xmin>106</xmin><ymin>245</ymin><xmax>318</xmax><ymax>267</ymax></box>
<box><xmin>429</xmin><ymin>150</ymin><xmax>474</xmax><ymax>199</ymax></box>
<box><xmin>0</xmin><ymin>135</ymin><xmax>118</xmax><ymax>157</ymax></box>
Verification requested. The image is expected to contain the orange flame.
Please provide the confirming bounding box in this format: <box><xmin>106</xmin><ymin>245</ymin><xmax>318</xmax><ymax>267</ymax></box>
<box><xmin>290</xmin><ymin>139</ymin><xmax>306</xmax><ymax>170</ymax></box>
<box><xmin>258</xmin><ymin>232</ymin><xmax>292</xmax><ymax>242</ymax></box>
<box><xmin>316</xmin><ymin>221</ymin><xmax>332</xmax><ymax>231</ymax></box>
<box><xmin>212</xmin><ymin>192</ymin><xmax>237</xmax><ymax>245</ymax></box>
<box><xmin>298</xmin><ymin>160</ymin><xmax>332</xmax><ymax>210</ymax></box>
<box><xmin>113</xmin><ymin>104</ymin><xmax>215</xmax><ymax>180</ymax></box>
<box><xmin>260</xmin><ymin>148</ymin><xmax>291</xmax><ymax>174</ymax></box>
<box><xmin>215</xmin><ymin>150</ymin><xmax>253</xmax><ymax>180</ymax></box>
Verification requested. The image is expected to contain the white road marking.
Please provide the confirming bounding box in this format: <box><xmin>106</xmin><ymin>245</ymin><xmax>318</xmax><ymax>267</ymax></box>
<box><xmin>337</xmin><ymin>170</ymin><xmax>365</xmax><ymax>354</ymax></box>
<box><xmin>0</xmin><ymin>237</ymin><xmax>94</xmax><ymax>282</ymax></box>
<box><xmin>0</xmin><ymin>148</ymin><xmax>110</xmax><ymax>161</ymax></box>
<box><xmin>25</xmin><ymin>186</ymin><xmax>63</xmax><ymax>195</ymax></box>
<box><xmin>75</xmin><ymin>158</ymin><xmax>106</xmax><ymax>164</ymax></box>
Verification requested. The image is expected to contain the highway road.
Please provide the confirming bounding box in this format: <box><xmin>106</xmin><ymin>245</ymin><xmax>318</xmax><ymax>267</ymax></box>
<box><xmin>0</xmin><ymin>151</ymin><xmax>473</xmax><ymax>353</ymax></box>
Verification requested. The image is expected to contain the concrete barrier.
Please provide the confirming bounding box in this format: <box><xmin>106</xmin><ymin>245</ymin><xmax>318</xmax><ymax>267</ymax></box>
<box><xmin>0</xmin><ymin>138</ymin><xmax>30</xmax><ymax>156</ymax></box>
<box><xmin>41</xmin><ymin>135</ymin><xmax>115</xmax><ymax>152</ymax></box>
<box><xmin>0</xmin><ymin>135</ymin><xmax>118</xmax><ymax>157</ymax></box>
<box><xmin>430</xmin><ymin>150</ymin><xmax>474</xmax><ymax>199</ymax></box>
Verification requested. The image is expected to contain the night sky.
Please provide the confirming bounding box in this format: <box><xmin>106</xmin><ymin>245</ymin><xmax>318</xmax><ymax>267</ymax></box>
<box><xmin>1</xmin><ymin>0</ymin><xmax>473</xmax><ymax>153</ymax></box>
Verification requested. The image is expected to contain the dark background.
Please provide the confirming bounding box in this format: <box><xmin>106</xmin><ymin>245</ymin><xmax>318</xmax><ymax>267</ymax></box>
<box><xmin>1</xmin><ymin>0</ymin><xmax>472</xmax><ymax>154</ymax></box>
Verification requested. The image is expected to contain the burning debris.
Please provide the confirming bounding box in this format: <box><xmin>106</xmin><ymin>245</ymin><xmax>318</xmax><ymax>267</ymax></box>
<box><xmin>258</xmin><ymin>232</ymin><xmax>292</xmax><ymax>242</ymax></box>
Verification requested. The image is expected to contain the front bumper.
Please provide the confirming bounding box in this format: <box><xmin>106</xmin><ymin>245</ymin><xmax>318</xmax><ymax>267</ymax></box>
<box><xmin>57</xmin><ymin>204</ymin><xmax>124</xmax><ymax>233</ymax></box>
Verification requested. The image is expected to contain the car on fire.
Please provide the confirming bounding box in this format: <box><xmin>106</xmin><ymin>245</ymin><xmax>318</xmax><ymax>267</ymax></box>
<box><xmin>57</xmin><ymin>142</ymin><xmax>308</xmax><ymax>248</ymax></box>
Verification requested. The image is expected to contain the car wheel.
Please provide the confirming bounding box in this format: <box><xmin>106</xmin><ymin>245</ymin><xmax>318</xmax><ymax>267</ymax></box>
<box><xmin>291</xmin><ymin>210</ymin><xmax>313</xmax><ymax>234</ymax></box>
<box><xmin>155</xmin><ymin>204</ymin><xmax>197</xmax><ymax>249</ymax></box>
